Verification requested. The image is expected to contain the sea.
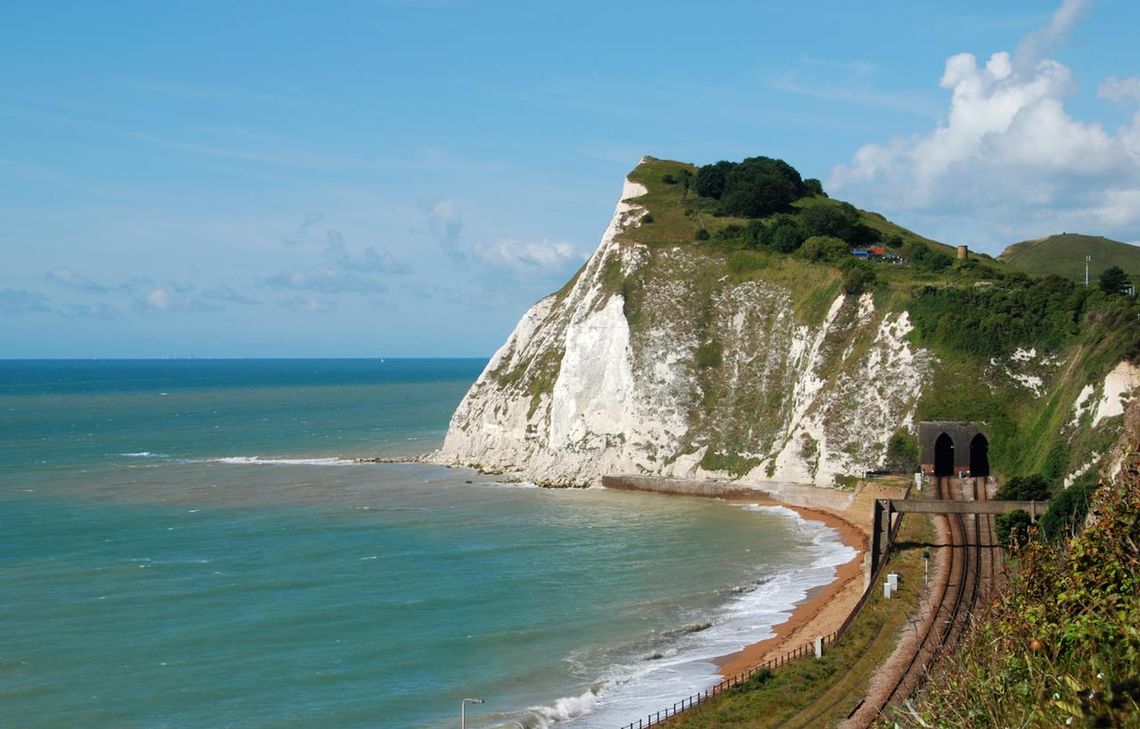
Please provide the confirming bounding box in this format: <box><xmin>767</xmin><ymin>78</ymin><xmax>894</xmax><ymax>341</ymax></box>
<box><xmin>0</xmin><ymin>359</ymin><xmax>855</xmax><ymax>729</ymax></box>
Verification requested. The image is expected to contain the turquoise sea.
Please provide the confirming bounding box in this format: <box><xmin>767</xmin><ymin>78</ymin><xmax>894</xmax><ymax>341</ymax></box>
<box><xmin>0</xmin><ymin>360</ymin><xmax>853</xmax><ymax>728</ymax></box>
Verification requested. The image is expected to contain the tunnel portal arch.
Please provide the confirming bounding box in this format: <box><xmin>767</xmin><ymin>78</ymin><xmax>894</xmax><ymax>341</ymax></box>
<box><xmin>918</xmin><ymin>421</ymin><xmax>990</xmax><ymax>477</ymax></box>
<box><xmin>934</xmin><ymin>433</ymin><xmax>955</xmax><ymax>476</ymax></box>
<box><xmin>969</xmin><ymin>433</ymin><xmax>990</xmax><ymax>477</ymax></box>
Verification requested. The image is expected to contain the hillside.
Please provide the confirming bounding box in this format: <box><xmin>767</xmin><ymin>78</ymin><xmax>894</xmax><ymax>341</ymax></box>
<box><xmin>1000</xmin><ymin>233</ymin><xmax>1140</xmax><ymax>281</ymax></box>
<box><xmin>434</xmin><ymin>156</ymin><xmax>1140</xmax><ymax>494</ymax></box>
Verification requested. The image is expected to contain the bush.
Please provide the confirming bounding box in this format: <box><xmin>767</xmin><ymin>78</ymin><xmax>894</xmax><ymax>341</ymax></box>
<box><xmin>995</xmin><ymin>509</ymin><xmax>1034</xmax><ymax>547</ymax></box>
<box><xmin>752</xmin><ymin>215</ymin><xmax>807</xmax><ymax>253</ymax></box>
<box><xmin>798</xmin><ymin>235</ymin><xmax>849</xmax><ymax>263</ymax></box>
<box><xmin>884</xmin><ymin>430</ymin><xmax>919</xmax><ymax>472</ymax></box>
<box><xmin>715</xmin><ymin>223</ymin><xmax>743</xmax><ymax>240</ymax></box>
<box><xmin>801</xmin><ymin>203</ymin><xmax>859</xmax><ymax>241</ymax></box>
<box><xmin>1100</xmin><ymin>265</ymin><xmax>1130</xmax><ymax>294</ymax></box>
<box><xmin>661</xmin><ymin>174</ymin><xmax>677</xmax><ymax>185</ymax></box>
<box><xmin>695</xmin><ymin>228</ymin><xmax>710</xmax><ymax>241</ymax></box>
<box><xmin>841</xmin><ymin>260</ymin><xmax>876</xmax><ymax>295</ymax></box>
<box><xmin>1041</xmin><ymin>481</ymin><xmax>1096</xmax><ymax>540</ymax></box>
<box><xmin>641</xmin><ymin>213</ymin><xmax>654</xmax><ymax>224</ymax></box>
<box><xmin>884</xmin><ymin>233</ymin><xmax>905</xmax><ymax>249</ymax></box>
<box><xmin>996</xmin><ymin>474</ymin><xmax>1052</xmax><ymax>501</ymax></box>
<box><xmin>693</xmin><ymin>161</ymin><xmax>734</xmax><ymax>199</ymax></box>
<box><xmin>907</xmin><ymin>242</ymin><xmax>953</xmax><ymax>272</ymax></box>
<box><xmin>804</xmin><ymin>178</ymin><xmax>826</xmax><ymax>197</ymax></box>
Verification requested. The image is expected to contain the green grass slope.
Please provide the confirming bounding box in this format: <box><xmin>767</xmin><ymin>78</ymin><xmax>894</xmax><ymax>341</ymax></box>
<box><xmin>1000</xmin><ymin>233</ymin><xmax>1140</xmax><ymax>281</ymax></box>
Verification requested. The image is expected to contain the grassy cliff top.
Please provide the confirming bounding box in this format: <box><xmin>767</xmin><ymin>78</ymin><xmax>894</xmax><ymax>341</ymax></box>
<box><xmin>618</xmin><ymin>156</ymin><xmax>1007</xmax><ymax>292</ymax></box>
<box><xmin>1000</xmin><ymin>233</ymin><xmax>1140</xmax><ymax>281</ymax></box>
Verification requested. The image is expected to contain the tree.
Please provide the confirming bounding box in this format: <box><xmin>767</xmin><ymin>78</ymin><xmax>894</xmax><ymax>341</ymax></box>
<box><xmin>693</xmin><ymin>161</ymin><xmax>735</xmax><ymax>199</ymax></box>
<box><xmin>760</xmin><ymin>215</ymin><xmax>807</xmax><ymax>253</ymax></box>
<box><xmin>907</xmin><ymin>242</ymin><xmax>952</xmax><ymax>272</ymax></box>
<box><xmin>721</xmin><ymin>174</ymin><xmax>796</xmax><ymax>217</ymax></box>
<box><xmin>801</xmin><ymin>203</ymin><xmax>858</xmax><ymax>240</ymax></box>
<box><xmin>804</xmin><ymin>178</ymin><xmax>826</xmax><ymax>197</ymax></box>
<box><xmin>1099</xmin><ymin>265</ymin><xmax>1129</xmax><ymax>294</ymax></box>
<box><xmin>995</xmin><ymin>509</ymin><xmax>1033</xmax><ymax>547</ymax></box>
<box><xmin>996</xmin><ymin>474</ymin><xmax>1051</xmax><ymax>501</ymax></box>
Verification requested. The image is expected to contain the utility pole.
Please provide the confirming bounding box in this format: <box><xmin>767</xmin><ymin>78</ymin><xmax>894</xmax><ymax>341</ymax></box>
<box><xmin>1086</xmin><ymin>255</ymin><xmax>1092</xmax><ymax>287</ymax></box>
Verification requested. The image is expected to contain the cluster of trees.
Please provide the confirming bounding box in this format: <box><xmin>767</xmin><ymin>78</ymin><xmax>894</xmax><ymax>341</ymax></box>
<box><xmin>709</xmin><ymin>202</ymin><xmax>895</xmax><ymax>254</ymax></box>
<box><xmin>693</xmin><ymin>157</ymin><xmax>818</xmax><ymax>218</ymax></box>
<box><xmin>906</xmin><ymin>241</ymin><xmax>954</xmax><ymax>272</ymax></box>
<box><xmin>994</xmin><ymin>474</ymin><xmax>1096</xmax><ymax>545</ymax></box>
<box><xmin>908</xmin><ymin>274</ymin><xmax>1090</xmax><ymax>357</ymax></box>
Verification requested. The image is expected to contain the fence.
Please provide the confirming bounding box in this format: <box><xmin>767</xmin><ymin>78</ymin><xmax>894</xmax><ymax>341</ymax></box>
<box><xmin>617</xmin><ymin>513</ymin><xmax>907</xmax><ymax>729</ymax></box>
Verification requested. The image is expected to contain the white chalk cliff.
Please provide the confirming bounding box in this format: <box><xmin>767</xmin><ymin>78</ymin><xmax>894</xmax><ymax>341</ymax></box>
<box><xmin>433</xmin><ymin>172</ymin><xmax>935</xmax><ymax>486</ymax></box>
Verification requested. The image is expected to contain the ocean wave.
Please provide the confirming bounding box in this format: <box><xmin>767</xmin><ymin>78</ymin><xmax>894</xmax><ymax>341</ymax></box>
<box><xmin>120</xmin><ymin>451</ymin><xmax>169</xmax><ymax>459</ymax></box>
<box><xmin>518</xmin><ymin>688</ymin><xmax>600</xmax><ymax>728</ymax></box>
<box><xmin>195</xmin><ymin>456</ymin><xmax>361</xmax><ymax>467</ymax></box>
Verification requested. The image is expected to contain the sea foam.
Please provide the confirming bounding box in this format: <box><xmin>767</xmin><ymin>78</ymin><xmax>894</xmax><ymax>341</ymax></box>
<box><xmin>496</xmin><ymin>502</ymin><xmax>856</xmax><ymax>729</ymax></box>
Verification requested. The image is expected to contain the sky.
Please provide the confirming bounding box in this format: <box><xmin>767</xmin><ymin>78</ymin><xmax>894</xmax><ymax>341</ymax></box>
<box><xmin>2</xmin><ymin>0</ymin><xmax>1138</xmax><ymax>358</ymax></box>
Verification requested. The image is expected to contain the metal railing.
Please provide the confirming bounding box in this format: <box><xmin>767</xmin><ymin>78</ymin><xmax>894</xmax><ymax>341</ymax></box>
<box><xmin>617</xmin><ymin>513</ymin><xmax>907</xmax><ymax>729</ymax></box>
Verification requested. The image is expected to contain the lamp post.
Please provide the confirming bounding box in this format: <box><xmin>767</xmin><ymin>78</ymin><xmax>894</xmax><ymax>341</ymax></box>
<box><xmin>461</xmin><ymin>698</ymin><xmax>484</xmax><ymax>729</ymax></box>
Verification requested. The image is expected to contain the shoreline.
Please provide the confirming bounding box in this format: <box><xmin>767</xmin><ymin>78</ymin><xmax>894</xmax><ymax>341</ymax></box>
<box><xmin>715</xmin><ymin>502</ymin><xmax>868</xmax><ymax>678</ymax></box>
<box><xmin>599</xmin><ymin>476</ymin><xmax>875</xmax><ymax>681</ymax></box>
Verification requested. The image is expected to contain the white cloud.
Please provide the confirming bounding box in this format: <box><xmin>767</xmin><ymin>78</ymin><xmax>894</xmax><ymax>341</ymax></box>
<box><xmin>829</xmin><ymin>1</ymin><xmax>1140</xmax><ymax>249</ymax></box>
<box><xmin>45</xmin><ymin>266</ymin><xmax>107</xmax><ymax>293</ymax></box>
<box><xmin>0</xmin><ymin>289</ymin><xmax>52</xmax><ymax>316</ymax></box>
<box><xmin>1014</xmin><ymin>0</ymin><xmax>1092</xmax><ymax>70</ymax></box>
<box><xmin>324</xmin><ymin>231</ymin><xmax>410</xmax><ymax>274</ymax></box>
<box><xmin>471</xmin><ymin>238</ymin><xmax>580</xmax><ymax>274</ymax></box>
<box><xmin>1099</xmin><ymin>76</ymin><xmax>1140</xmax><ymax>105</ymax></box>
<box><xmin>262</xmin><ymin>267</ymin><xmax>390</xmax><ymax>294</ymax></box>
<box><xmin>428</xmin><ymin>198</ymin><xmax>464</xmax><ymax>257</ymax></box>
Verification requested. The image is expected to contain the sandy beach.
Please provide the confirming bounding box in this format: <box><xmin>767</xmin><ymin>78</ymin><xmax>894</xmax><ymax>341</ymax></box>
<box><xmin>716</xmin><ymin>503</ymin><xmax>868</xmax><ymax>678</ymax></box>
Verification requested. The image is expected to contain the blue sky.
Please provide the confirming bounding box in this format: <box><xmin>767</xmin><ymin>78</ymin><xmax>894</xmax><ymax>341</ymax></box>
<box><xmin>2</xmin><ymin>0</ymin><xmax>1139</xmax><ymax>357</ymax></box>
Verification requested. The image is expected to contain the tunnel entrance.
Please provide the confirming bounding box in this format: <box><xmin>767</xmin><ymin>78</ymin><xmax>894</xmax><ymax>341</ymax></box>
<box><xmin>970</xmin><ymin>434</ymin><xmax>989</xmax><ymax>477</ymax></box>
<box><xmin>934</xmin><ymin>433</ymin><xmax>955</xmax><ymax>477</ymax></box>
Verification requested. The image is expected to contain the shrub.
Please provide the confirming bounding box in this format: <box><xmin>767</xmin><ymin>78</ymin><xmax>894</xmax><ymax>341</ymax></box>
<box><xmin>1040</xmin><ymin>480</ymin><xmax>1095</xmax><ymax>540</ymax></box>
<box><xmin>798</xmin><ymin>235</ymin><xmax>849</xmax><ymax>263</ymax></box>
<box><xmin>996</xmin><ymin>474</ymin><xmax>1052</xmax><ymax>501</ymax></box>
<box><xmin>641</xmin><ymin>213</ymin><xmax>654</xmax><ymax>224</ymax></box>
<box><xmin>995</xmin><ymin>509</ymin><xmax>1034</xmax><ymax>547</ymax></box>
<box><xmin>841</xmin><ymin>260</ymin><xmax>876</xmax><ymax>295</ymax></box>
<box><xmin>661</xmin><ymin>174</ymin><xmax>677</xmax><ymax>185</ymax></box>
<box><xmin>884</xmin><ymin>430</ymin><xmax>919</xmax><ymax>472</ymax></box>
<box><xmin>1100</xmin><ymin>265</ymin><xmax>1130</xmax><ymax>294</ymax></box>
<box><xmin>695</xmin><ymin>228</ymin><xmax>710</xmax><ymax>241</ymax></box>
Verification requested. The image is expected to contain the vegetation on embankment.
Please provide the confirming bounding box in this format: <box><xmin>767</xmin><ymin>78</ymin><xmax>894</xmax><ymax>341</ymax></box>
<box><xmin>667</xmin><ymin>515</ymin><xmax>933</xmax><ymax>728</ymax></box>
<box><xmin>902</xmin><ymin>451</ymin><xmax>1140</xmax><ymax>726</ymax></box>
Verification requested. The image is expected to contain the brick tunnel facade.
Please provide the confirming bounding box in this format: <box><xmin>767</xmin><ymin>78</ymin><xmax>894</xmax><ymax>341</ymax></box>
<box><xmin>918</xmin><ymin>421</ymin><xmax>990</xmax><ymax>477</ymax></box>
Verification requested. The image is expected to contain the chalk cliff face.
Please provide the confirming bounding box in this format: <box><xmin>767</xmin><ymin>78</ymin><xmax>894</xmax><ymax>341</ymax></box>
<box><xmin>434</xmin><ymin>174</ymin><xmax>934</xmax><ymax>486</ymax></box>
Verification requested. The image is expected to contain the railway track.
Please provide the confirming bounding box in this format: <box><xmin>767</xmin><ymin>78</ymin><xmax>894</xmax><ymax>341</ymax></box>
<box><xmin>844</xmin><ymin>476</ymin><xmax>1001</xmax><ymax>727</ymax></box>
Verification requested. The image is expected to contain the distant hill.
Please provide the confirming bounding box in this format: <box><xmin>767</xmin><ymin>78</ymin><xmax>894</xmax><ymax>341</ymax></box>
<box><xmin>999</xmin><ymin>233</ymin><xmax>1140</xmax><ymax>282</ymax></box>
